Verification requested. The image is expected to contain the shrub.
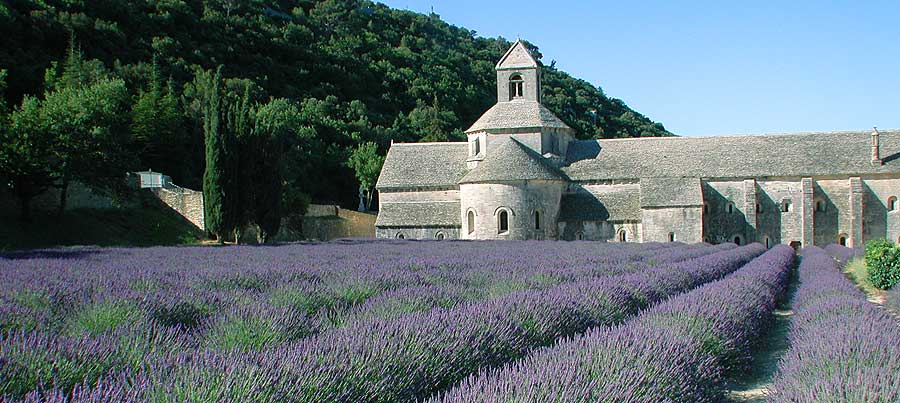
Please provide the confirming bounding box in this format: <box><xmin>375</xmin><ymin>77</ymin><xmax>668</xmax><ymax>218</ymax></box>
<box><xmin>865</xmin><ymin>239</ymin><xmax>900</xmax><ymax>289</ymax></box>
<box><xmin>68</xmin><ymin>301</ymin><xmax>144</xmax><ymax>336</ymax></box>
<box><xmin>770</xmin><ymin>247</ymin><xmax>900</xmax><ymax>402</ymax></box>
<box><xmin>430</xmin><ymin>245</ymin><xmax>794</xmax><ymax>403</ymax></box>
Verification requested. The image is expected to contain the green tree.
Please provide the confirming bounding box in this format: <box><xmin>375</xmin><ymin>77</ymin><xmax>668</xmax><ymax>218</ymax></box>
<box><xmin>0</xmin><ymin>77</ymin><xmax>130</xmax><ymax>221</ymax></box>
<box><xmin>0</xmin><ymin>69</ymin><xmax>6</xmax><ymax>113</ymax></box>
<box><xmin>0</xmin><ymin>96</ymin><xmax>55</xmax><ymax>222</ymax></box>
<box><xmin>41</xmin><ymin>78</ymin><xmax>132</xmax><ymax>215</ymax></box>
<box><xmin>251</xmin><ymin>98</ymin><xmax>302</xmax><ymax>243</ymax></box>
<box><xmin>199</xmin><ymin>67</ymin><xmax>227</xmax><ymax>241</ymax></box>
<box><xmin>346</xmin><ymin>142</ymin><xmax>384</xmax><ymax>211</ymax></box>
<box><xmin>131</xmin><ymin>58</ymin><xmax>185</xmax><ymax>179</ymax></box>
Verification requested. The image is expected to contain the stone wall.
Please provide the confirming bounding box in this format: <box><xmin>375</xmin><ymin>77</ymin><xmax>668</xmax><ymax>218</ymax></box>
<box><xmin>459</xmin><ymin>180</ymin><xmax>564</xmax><ymax>240</ymax></box>
<box><xmin>302</xmin><ymin>204</ymin><xmax>376</xmax><ymax>240</ymax></box>
<box><xmin>813</xmin><ymin>179</ymin><xmax>852</xmax><ymax>246</ymax></box>
<box><xmin>703</xmin><ymin>180</ymin><xmax>753</xmax><ymax>244</ymax></box>
<box><xmin>379</xmin><ymin>188</ymin><xmax>460</xmax><ymax>204</ymax></box>
<box><xmin>862</xmin><ymin>177</ymin><xmax>900</xmax><ymax>244</ymax></box>
<box><xmin>149</xmin><ymin>187</ymin><xmax>205</xmax><ymax>231</ymax></box>
<box><xmin>558</xmin><ymin>221</ymin><xmax>640</xmax><ymax>242</ymax></box>
<box><xmin>376</xmin><ymin>227</ymin><xmax>459</xmax><ymax>240</ymax></box>
<box><xmin>756</xmin><ymin>180</ymin><xmax>804</xmax><ymax>247</ymax></box>
<box><xmin>642</xmin><ymin>206</ymin><xmax>703</xmax><ymax>243</ymax></box>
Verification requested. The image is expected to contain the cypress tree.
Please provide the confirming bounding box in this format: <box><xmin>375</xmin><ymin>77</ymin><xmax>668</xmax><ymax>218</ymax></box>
<box><xmin>201</xmin><ymin>67</ymin><xmax>226</xmax><ymax>241</ymax></box>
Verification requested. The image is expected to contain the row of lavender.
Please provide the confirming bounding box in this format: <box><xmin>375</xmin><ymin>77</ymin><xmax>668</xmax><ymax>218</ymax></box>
<box><xmin>0</xmin><ymin>241</ymin><xmax>717</xmax><ymax>339</ymax></box>
<box><xmin>768</xmin><ymin>246</ymin><xmax>900</xmax><ymax>402</ymax></box>
<box><xmin>430</xmin><ymin>245</ymin><xmax>795</xmax><ymax>403</ymax></box>
<box><xmin>2</xmin><ymin>242</ymin><xmax>760</xmax><ymax>402</ymax></box>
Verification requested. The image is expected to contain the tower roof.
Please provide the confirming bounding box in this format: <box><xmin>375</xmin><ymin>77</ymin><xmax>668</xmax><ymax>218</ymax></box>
<box><xmin>496</xmin><ymin>40</ymin><xmax>539</xmax><ymax>70</ymax></box>
<box><xmin>465</xmin><ymin>100</ymin><xmax>571</xmax><ymax>133</ymax></box>
<box><xmin>459</xmin><ymin>138</ymin><xmax>568</xmax><ymax>184</ymax></box>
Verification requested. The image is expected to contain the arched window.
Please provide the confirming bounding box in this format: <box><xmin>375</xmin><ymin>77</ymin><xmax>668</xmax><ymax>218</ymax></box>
<box><xmin>472</xmin><ymin>137</ymin><xmax>481</xmax><ymax>156</ymax></box>
<box><xmin>618</xmin><ymin>229</ymin><xmax>627</xmax><ymax>242</ymax></box>
<box><xmin>815</xmin><ymin>200</ymin><xmax>826</xmax><ymax>212</ymax></box>
<box><xmin>889</xmin><ymin>196</ymin><xmax>897</xmax><ymax>211</ymax></box>
<box><xmin>467</xmin><ymin>210</ymin><xmax>476</xmax><ymax>235</ymax></box>
<box><xmin>781</xmin><ymin>199</ymin><xmax>792</xmax><ymax>213</ymax></box>
<box><xmin>764</xmin><ymin>236</ymin><xmax>771</xmax><ymax>248</ymax></box>
<box><xmin>733</xmin><ymin>235</ymin><xmax>743</xmax><ymax>245</ymax></box>
<box><xmin>726</xmin><ymin>203</ymin><xmax>734</xmax><ymax>214</ymax></box>
<box><xmin>533</xmin><ymin>211</ymin><xmax>541</xmax><ymax>230</ymax></box>
<box><xmin>839</xmin><ymin>235</ymin><xmax>847</xmax><ymax>246</ymax></box>
<box><xmin>668</xmin><ymin>232</ymin><xmax>676</xmax><ymax>242</ymax></box>
<box><xmin>509</xmin><ymin>74</ymin><xmax>524</xmax><ymax>100</ymax></box>
<box><xmin>756</xmin><ymin>203</ymin><xmax>762</xmax><ymax>214</ymax></box>
<box><xmin>435</xmin><ymin>231</ymin><xmax>445</xmax><ymax>240</ymax></box>
<box><xmin>576</xmin><ymin>231</ymin><xmax>584</xmax><ymax>240</ymax></box>
<box><xmin>396</xmin><ymin>232</ymin><xmax>405</xmax><ymax>240</ymax></box>
<box><xmin>498</xmin><ymin>210</ymin><xmax>509</xmax><ymax>234</ymax></box>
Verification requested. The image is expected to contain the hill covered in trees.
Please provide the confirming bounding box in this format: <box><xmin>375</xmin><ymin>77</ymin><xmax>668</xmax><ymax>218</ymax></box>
<box><xmin>0</xmin><ymin>0</ymin><xmax>671</xmax><ymax>229</ymax></box>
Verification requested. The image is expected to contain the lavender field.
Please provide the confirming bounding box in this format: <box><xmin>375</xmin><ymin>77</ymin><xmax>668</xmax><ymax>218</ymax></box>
<box><xmin>0</xmin><ymin>240</ymin><xmax>896</xmax><ymax>403</ymax></box>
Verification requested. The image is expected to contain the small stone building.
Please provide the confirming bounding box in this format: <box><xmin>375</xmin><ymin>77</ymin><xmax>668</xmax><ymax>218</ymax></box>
<box><xmin>375</xmin><ymin>40</ymin><xmax>900</xmax><ymax>247</ymax></box>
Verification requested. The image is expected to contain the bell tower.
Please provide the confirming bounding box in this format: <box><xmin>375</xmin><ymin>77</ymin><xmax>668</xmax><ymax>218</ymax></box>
<box><xmin>496</xmin><ymin>40</ymin><xmax>540</xmax><ymax>103</ymax></box>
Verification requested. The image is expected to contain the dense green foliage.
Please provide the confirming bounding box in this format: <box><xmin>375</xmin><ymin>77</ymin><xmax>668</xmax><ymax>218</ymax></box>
<box><xmin>865</xmin><ymin>239</ymin><xmax>900</xmax><ymax>290</ymax></box>
<box><xmin>0</xmin><ymin>45</ymin><xmax>132</xmax><ymax>221</ymax></box>
<box><xmin>0</xmin><ymin>0</ymin><xmax>671</xmax><ymax>210</ymax></box>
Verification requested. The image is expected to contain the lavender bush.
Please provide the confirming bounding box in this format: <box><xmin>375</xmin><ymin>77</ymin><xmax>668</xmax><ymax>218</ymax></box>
<box><xmin>0</xmin><ymin>240</ymin><xmax>746</xmax><ymax>402</ymax></box>
<box><xmin>768</xmin><ymin>246</ymin><xmax>900</xmax><ymax>403</ymax></box>
<box><xmin>432</xmin><ymin>245</ymin><xmax>794</xmax><ymax>403</ymax></box>
<box><xmin>0</xmin><ymin>241</ymin><xmax>732</xmax><ymax>402</ymax></box>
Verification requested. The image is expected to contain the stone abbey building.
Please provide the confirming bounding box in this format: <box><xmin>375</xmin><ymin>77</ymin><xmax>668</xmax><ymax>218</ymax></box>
<box><xmin>375</xmin><ymin>41</ymin><xmax>900</xmax><ymax>247</ymax></box>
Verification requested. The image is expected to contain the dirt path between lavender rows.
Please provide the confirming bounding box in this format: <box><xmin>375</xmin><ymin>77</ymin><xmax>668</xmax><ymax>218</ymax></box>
<box><xmin>723</xmin><ymin>266</ymin><xmax>799</xmax><ymax>403</ymax></box>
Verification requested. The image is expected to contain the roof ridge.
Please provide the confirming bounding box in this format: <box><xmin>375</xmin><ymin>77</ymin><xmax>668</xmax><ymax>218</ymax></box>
<box><xmin>391</xmin><ymin>141</ymin><xmax>468</xmax><ymax>146</ymax></box>
<box><xmin>595</xmin><ymin>129</ymin><xmax>900</xmax><ymax>142</ymax></box>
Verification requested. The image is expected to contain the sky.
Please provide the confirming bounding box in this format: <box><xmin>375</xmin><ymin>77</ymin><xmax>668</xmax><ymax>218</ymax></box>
<box><xmin>378</xmin><ymin>0</ymin><xmax>900</xmax><ymax>136</ymax></box>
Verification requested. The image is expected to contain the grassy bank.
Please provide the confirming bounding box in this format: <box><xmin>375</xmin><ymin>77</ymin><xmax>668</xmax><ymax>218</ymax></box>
<box><xmin>0</xmin><ymin>207</ymin><xmax>202</xmax><ymax>251</ymax></box>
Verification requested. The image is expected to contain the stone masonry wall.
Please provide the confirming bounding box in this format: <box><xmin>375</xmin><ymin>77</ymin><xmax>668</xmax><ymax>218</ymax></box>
<box><xmin>150</xmin><ymin>187</ymin><xmax>205</xmax><ymax>231</ymax></box>
<box><xmin>302</xmin><ymin>205</ymin><xmax>376</xmax><ymax>240</ymax></box>
<box><xmin>642</xmin><ymin>206</ymin><xmax>703</xmax><ymax>243</ymax></box>
<box><xmin>812</xmin><ymin>179</ymin><xmax>851</xmax><ymax>246</ymax></box>
<box><xmin>756</xmin><ymin>180</ymin><xmax>804</xmax><ymax>247</ymax></box>
<box><xmin>377</xmin><ymin>227</ymin><xmax>459</xmax><ymax>240</ymax></box>
<box><xmin>460</xmin><ymin>180</ymin><xmax>564</xmax><ymax>240</ymax></box>
<box><xmin>862</xmin><ymin>177</ymin><xmax>900</xmax><ymax>243</ymax></box>
<box><xmin>703</xmin><ymin>180</ymin><xmax>752</xmax><ymax>244</ymax></box>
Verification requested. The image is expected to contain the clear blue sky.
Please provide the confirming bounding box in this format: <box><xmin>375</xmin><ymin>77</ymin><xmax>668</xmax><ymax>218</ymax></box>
<box><xmin>379</xmin><ymin>0</ymin><xmax>900</xmax><ymax>136</ymax></box>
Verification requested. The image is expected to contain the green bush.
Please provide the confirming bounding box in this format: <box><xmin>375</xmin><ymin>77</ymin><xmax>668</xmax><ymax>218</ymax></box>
<box><xmin>865</xmin><ymin>239</ymin><xmax>900</xmax><ymax>290</ymax></box>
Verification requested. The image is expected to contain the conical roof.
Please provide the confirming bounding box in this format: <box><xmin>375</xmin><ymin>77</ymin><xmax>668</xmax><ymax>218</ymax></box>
<box><xmin>465</xmin><ymin>100</ymin><xmax>571</xmax><ymax>133</ymax></box>
<box><xmin>459</xmin><ymin>138</ymin><xmax>568</xmax><ymax>184</ymax></box>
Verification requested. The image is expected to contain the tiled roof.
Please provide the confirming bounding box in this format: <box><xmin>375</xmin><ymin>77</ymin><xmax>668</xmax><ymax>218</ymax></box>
<box><xmin>640</xmin><ymin>177</ymin><xmax>704</xmax><ymax>207</ymax></box>
<box><xmin>458</xmin><ymin>138</ymin><xmax>568</xmax><ymax>184</ymax></box>
<box><xmin>375</xmin><ymin>142</ymin><xmax>468</xmax><ymax>190</ymax></box>
<box><xmin>465</xmin><ymin>101</ymin><xmax>571</xmax><ymax>133</ymax></box>
<box><xmin>559</xmin><ymin>186</ymin><xmax>641</xmax><ymax>222</ymax></box>
<box><xmin>374</xmin><ymin>201</ymin><xmax>460</xmax><ymax>227</ymax></box>
<box><xmin>563</xmin><ymin>130</ymin><xmax>900</xmax><ymax>181</ymax></box>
